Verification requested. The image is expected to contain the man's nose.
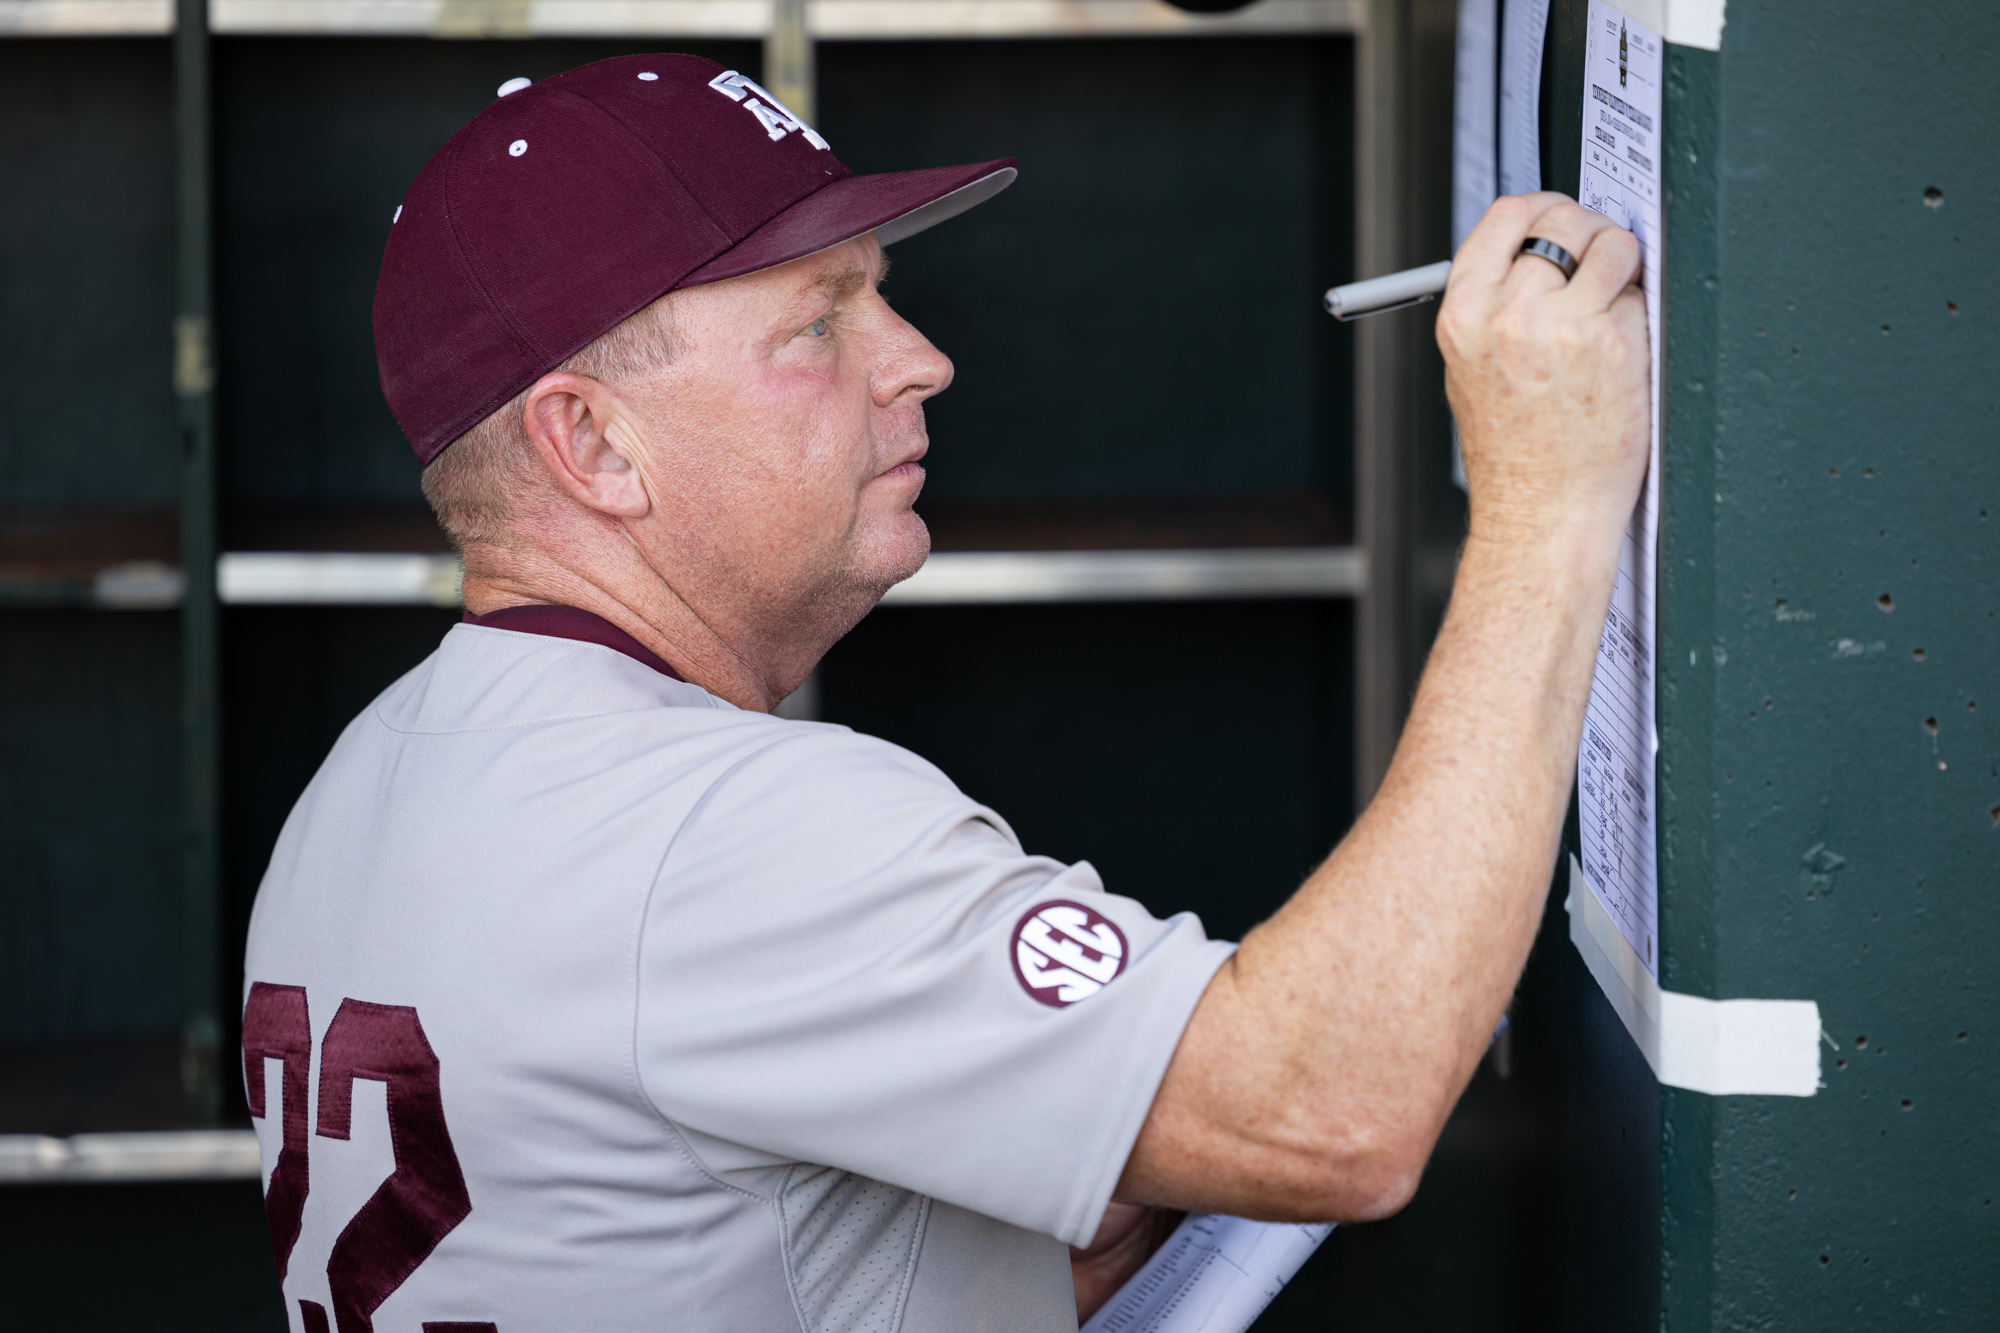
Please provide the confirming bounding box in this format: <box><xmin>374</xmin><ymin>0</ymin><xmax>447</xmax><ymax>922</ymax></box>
<box><xmin>874</xmin><ymin>306</ymin><xmax>954</xmax><ymax>407</ymax></box>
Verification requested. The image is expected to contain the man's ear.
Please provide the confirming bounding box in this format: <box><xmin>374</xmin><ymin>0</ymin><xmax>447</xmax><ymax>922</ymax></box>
<box><xmin>520</xmin><ymin>372</ymin><xmax>652</xmax><ymax>520</ymax></box>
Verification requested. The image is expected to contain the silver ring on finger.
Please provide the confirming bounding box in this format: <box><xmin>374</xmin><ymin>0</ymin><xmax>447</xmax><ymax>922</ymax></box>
<box><xmin>1518</xmin><ymin>236</ymin><xmax>1579</xmax><ymax>281</ymax></box>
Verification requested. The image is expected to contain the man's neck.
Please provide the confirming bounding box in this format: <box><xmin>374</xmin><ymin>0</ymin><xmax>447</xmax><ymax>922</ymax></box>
<box><xmin>460</xmin><ymin>548</ymin><xmax>782</xmax><ymax>711</ymax></box>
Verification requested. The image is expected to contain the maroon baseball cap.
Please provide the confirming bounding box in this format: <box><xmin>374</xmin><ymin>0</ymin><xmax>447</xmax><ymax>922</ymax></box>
<box><xmin>374</xmin><ymin>54</ymin><xmax>1016</xmax><ymax>464</ymax></box>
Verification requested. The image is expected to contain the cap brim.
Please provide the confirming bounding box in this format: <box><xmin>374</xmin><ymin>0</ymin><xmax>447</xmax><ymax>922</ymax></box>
<box><xmin>679</xmin><ymin>158</ymin><xmax>1017</xmax><ymax>288</ymax></box>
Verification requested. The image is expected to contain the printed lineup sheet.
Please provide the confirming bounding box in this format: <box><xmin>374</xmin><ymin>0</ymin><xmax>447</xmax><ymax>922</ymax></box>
<box><xmin>1080</xmin><ymin>1213</ymin><xmax>1333</xmax><ymax>1333</ymax></box>
<box><xmin>1574</xmin><ymin>0</ymin><xmax>1664</xmax><ymax>974</ymax></box>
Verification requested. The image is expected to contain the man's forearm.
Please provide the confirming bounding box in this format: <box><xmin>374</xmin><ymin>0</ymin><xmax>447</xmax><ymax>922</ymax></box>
<box><xmin>1119</xmin><ymin>526</ymin><xmax>1621</xmax><ymax>1220</ymax></box>
<box><xmin>1121</xmin><ymin>192</ymin><xmax>1651</xmax><ymax>1221</ymax></box>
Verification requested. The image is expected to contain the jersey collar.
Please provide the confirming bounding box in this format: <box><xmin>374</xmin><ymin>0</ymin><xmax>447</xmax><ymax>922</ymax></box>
<box><xmin>461</xmin><ymin>604</ymin><xmax>683</xmax><ymax>681</ymax></box>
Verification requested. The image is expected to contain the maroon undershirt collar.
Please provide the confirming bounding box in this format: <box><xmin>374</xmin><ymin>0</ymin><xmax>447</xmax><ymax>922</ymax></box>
<box><xmin>461</xmin><ymin>604</ymin><xmax>682</xmax><ymax>681</ymax></box>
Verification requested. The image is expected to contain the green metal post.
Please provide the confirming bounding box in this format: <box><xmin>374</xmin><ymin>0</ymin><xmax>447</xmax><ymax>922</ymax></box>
<box><xmin>173</xmin><ymin>0</ymin><xmax>221</xmax><ymax>1124</ymax></box>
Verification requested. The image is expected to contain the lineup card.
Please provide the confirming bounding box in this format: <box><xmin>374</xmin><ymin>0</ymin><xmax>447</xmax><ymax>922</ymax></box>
<box><xmin>1079</xmin><ymin>1213</ymin><xmax>1333</xmax><ymax>1333</ymax></box>
<box><xmin>1575</xmin><ymin>0</ymin><xmax>1664</xmax><ymax>974</ymax></box>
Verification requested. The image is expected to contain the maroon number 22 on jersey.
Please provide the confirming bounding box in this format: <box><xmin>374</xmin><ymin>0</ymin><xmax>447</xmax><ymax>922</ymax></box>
<box><xmin>243</xmin><ymin>981</ymin><xmax>496</xmax><ymax>1333</ymax></box>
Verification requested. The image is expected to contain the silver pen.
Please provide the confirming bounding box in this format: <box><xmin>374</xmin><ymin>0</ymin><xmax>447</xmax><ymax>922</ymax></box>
<box><xmin>1322</xmin><ymin>260</ymin><xmax>1453</xmax><ymax>321</ymax></box>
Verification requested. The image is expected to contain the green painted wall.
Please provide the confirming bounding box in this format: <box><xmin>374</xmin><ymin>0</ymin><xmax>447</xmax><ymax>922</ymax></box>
<box><xmin>1656</xmin><ymin>2</ymin><xmax>1999</xmax><ymax>1325</ymax></box>
<box><xmin>1648</xmin><ymin>0</ymin><xmax>1992</xmax><ymax>1320</ymax></box>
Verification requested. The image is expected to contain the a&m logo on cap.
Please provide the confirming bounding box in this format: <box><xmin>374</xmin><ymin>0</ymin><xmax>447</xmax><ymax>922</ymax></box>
<box><xmin>707</xmin><ymin>70</ymin><xmax>831</xmax><ymax>150</ymax></box>
<box><xmin>1012</xmin><ymin>900</ymin><xmax>1128</xmax><ymax>1008</ymax></box>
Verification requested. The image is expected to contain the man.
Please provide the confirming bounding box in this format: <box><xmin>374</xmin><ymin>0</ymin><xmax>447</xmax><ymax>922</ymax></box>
<box><xmin>243</xmin><ymin>54</ymin><xmax>1647</xmax><ymax>1332</ymax></box>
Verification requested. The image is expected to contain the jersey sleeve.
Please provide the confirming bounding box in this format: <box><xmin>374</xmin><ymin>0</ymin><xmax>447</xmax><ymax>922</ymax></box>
<box><xmin>632</xmin><ymin>723</ymin><xmax>1236</xmax><ymax>1247</ymax></box>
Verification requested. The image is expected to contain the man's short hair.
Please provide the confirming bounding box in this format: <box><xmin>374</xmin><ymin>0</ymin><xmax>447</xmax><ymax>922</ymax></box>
<box><xmin>422</xmin><ymin>292</ymin><xmax>678</xmax><ymax>553</ymax></box>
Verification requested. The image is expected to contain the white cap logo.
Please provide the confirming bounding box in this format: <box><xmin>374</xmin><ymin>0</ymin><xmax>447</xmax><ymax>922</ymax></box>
<box><xmin>706</xmin><ymin>69</ymin><xmax>831</xmax><ymax>151</ymax></box>
<box><xmin>1011</xmin><ymin>900</ymin><xmax>1128</xmax><ymax>1008</ymax></box>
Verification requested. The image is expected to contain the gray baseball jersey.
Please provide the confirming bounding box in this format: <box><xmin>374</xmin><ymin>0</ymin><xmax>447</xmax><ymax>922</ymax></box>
<box><xmin>241</xmin><ymin>610</ymin><xmax>1234</xmax><ymax>1332</ymax></box>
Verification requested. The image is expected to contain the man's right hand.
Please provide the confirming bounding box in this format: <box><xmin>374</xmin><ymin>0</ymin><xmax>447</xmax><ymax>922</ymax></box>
<box><xmin>1114</xmin><ymin>194</ymin><xmax>1651</xmax><ymax>1225</ymax></box>
<box><xmin>1441</xmin><ymin>192</ymin><xmax>1651</xmax><ymax>557</ymax></box>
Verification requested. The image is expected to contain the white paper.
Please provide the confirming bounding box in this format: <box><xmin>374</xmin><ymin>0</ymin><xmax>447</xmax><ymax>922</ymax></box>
<box><xmin>1498</xmin><ymin>0</ymin><xmax>1550</xmax><ymax>194</ymax></box>
<box><xmin>1452</xmin><ymin>0</ymin><xmax>1499</xmax><ymax>251</ymax></box>
<box><xmin>1079</xmin><ymin>1213</ymin><xmax>1333</xmax><ymax>1333</ymax></box>
<box><xmin>1574</xmin><ymin>1</ymin><xmax>1664</xmax><ymax>975</ymax></box>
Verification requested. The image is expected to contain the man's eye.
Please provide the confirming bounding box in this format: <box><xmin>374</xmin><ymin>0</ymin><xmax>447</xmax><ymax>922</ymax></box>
<box><xmin>808</xmin><ymin>317</ymin><xmax>829</xmax><ymax>337</ymax></box>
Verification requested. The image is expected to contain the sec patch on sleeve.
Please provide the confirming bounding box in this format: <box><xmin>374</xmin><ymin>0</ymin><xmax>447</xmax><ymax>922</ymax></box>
<box><xmin>1011</xmin><ymin>900</ymin><xmax>1129</xmax><ymax>1007</ymax></box>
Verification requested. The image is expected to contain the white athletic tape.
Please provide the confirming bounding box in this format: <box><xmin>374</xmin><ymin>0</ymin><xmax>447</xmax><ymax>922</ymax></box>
<box><xmin>1567</xmin><ymin>855</ymin><xmax>1820</xmax><ymax>1096</ymax></box>
<box><xmin>1599</xmin><ymin>0</ymin><xmax>1725</xmax><ymax>51</ymax></box>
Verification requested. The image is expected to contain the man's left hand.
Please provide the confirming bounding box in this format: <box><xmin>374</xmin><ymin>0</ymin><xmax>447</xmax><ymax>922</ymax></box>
<box><xmin>1070</xmin><ymin>1202</ymin><xmax>1186</xmax><ymax>1323</ymax></box>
